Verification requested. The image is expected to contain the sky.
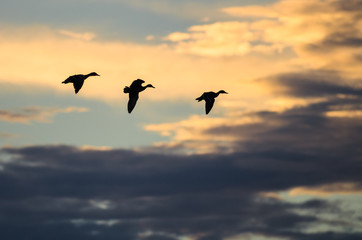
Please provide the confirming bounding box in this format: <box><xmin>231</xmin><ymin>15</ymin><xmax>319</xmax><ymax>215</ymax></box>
<box><xmin>0</xmin><ymin>0</ymin><xmax>362</xmax><ymax>239</ymax></box>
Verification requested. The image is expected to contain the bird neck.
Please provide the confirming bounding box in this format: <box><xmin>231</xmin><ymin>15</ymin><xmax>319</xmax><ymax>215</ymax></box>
<box><xmin>86</xmin><ymin>72</ymin><xmax>97</xmax><ymax>78</ymax></box>
<box><xmin>142</xmin><ymin>84</ymin><xmax>152</xmax><ymax>91</ymax></box>
<box><xmin>216</xmin><ymin>91</ymin><xmax>226</xmax><ymax>96</ymax></box>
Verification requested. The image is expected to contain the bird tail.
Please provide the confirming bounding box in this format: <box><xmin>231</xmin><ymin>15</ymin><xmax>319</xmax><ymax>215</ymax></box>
<box><xmin>195</xmin><ymin>96</ymin><xmax>202</xmax><ymax>101</ymax></box>
<box><xmin>124</xmin><ymin>86</ymin><xmax>130</xmax><ymax>93</ymax></box>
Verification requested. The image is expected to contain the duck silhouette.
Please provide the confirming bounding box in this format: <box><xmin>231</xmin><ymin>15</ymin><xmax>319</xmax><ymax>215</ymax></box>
<box><xmin>124</xmin><ymin>79</ymin><xmax>155</xmax><ymax>113</ymax></box>
<box><xmin>196</xmin><ymin>90</ymin><xmax>228</xmax><ymax>114</ymax></box>
<box><xmin>62</xmin><ymin>72</ymin><xmax>100</xmax><ymax>94</ymax></box>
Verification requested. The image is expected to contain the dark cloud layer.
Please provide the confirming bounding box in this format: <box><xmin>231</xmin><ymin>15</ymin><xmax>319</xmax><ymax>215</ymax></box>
<box><xmin>269</xmin><ymin>71</ymin><xmax>362</xmax><ymax>97</ymax></box>
<box><xmin>1</xmin><ymin>90</ymin><xmax>362</xmax><ymax>240</ymax></box>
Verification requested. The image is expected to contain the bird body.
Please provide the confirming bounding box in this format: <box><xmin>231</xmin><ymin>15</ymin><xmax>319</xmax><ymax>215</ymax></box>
<box><xmin>62</xmin><ymin>72</ymin><xmax>99</xmax><ymax>94</ymax></box>
<box><xmin>196</xmin><ymin>90</ymin><xmax>228</xmax><ymax>114</ymax></box>
<box><xmin>124</xmin><ymin>79</ymin><xmax>155</xmax><ymax>113</ymax></box>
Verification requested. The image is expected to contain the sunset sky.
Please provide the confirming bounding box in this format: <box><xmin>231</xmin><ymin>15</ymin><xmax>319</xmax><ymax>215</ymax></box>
<box><xmin>1</xmin><ymin>0</ymin><xmax>362</xmax><ymax>239</ymax></box>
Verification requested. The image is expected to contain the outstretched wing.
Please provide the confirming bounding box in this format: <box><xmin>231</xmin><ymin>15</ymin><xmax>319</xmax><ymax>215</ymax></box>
<box><xmin>195</xmin><ymin>93</ymin><xmax>205</xmax><ymax>102</ymax></box>
<box><xmin>73</xmin><ymin>80</ymin><xmax>84</xmax><ymax>94</ymax></box>
<box><xmin>62</xmin><ymin>76</ymin><xmax>73</xmax><ymax>84</ymax></box>
<box><xmin>205</xmin><ymin>97</ymin><xmax>215</xmax><ymax>114</ymax></box>
<box><xmin>130</xmin><ymin>79</ymin><xmax>144</xmax><ymax>89</ymax></box>
<box><xmin>128</xmin><ymin>92</ymin><xmax>139</xmax><ymax>113</ymax></box>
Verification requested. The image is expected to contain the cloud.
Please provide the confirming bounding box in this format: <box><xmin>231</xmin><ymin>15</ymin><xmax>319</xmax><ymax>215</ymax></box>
<box><xmin>267</xmin><ymin>70</ymin><xmax>362</xmax><ymax>98</ymax></box>
<box><xmin>0</xmin><ymin>24</ymin><xmax>291</xmax><ymax>106</ymax></box>
<box><xmin>2</xmin><ymin>66</ymin><xmax>362</xmax><ymax>237</ymax></box>
<box><xmin>0</xmin><ymin>1</ymin><xmax>361</xmax><ymax>239</ymax></box>
<box><xmin>146</xmin><ymin>98</ymin><xmax>362</xmax><ymax>154</ymax></box>
<box><xmin>0</xmin><ymin>132</ymin><xmax>17</xmax><ymax>139</ymax></box>
<box><xmin>144</xmin><ymin>67</ymin><xmax>362</xmax><ymax>154</ymax></box>
<box><xmin>288</xmin><ymin>182</ymin><xmax>362</xmax><ymax>197</ymax></box>
<box><xmin>145</xmin><ymin>114</ymin><xmax>263</xmax><ymax>154</ymax></box>
<box><xmin>164</xmin><ymin>21</ymin><xmax>255</xmax><ymax>57</ymax></box>
<box><xmin>164</xmin><ymin>0</ymin><xmax>362</xmax><ymax>73</ymax></box>
<box><xmin>110</xmin><ymin>0</ymin><xmax>230</xmax><ymax>21</ymax></box>
<box><xmin>0</xmin><ymin>106</ymin><xmax>88</xmax><ymax>124</ymax></box>
<box><xmin>145</xmin><ymin>35</ymin><xmax>155</xmax><ymax>41</ymax></box>
<box><xmin>58</xmin><ymin>29</ymin><xmax>96</xmax><ymax>41</ymax></box>
<box><xmin>0</xmin><ymin>141</ymin><xmax>361</xmax><ymax>240</ymax></box>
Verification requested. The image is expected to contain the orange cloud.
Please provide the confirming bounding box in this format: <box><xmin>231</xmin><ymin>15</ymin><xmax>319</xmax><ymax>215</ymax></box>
<box><xmin>0</xmin><ymin>24</ymin><xmax>292</xmax><ymax>107</ymax></box>
<box><xmin>288</xmin><ymin>182</ymin><xmax>362</xmax><ymax>197</ymax></box>
<box><xmin>260</xmin><ymin>182</ymin><xmax>362</xmax><ymax>199</ymax></box>
<box><xmin>144</xmin><ymin>113</ymin><xmax>264</xmax><ymax>154</ymax></box>
<box><xmin>164</xmin><ymin>0</ymin><xmax>362</xmax><ymax>79</ymax></box>
<box><xmin>165</xmin><ymin>21</ymin><xmax>257</xmax><ymax>56</ymax></box>
<box><xmin>325</xmin><ymin>110</ymin><xmax>362</xmax><ymax>118</ymax></box>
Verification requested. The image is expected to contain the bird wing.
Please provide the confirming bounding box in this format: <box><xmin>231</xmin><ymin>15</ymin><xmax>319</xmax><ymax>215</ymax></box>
<box><xmin>130</xmin><ymin>79</ymin><xmax>144</xmax><ymax>89</ymax></box>
<box><xmin>73</xmin><ymin>80</ymin><xmax>84</xmax><ymax>94</ymax></box>
<box><xmin>128</xmin><ymin>92</ymin><xmax>139</xmax><ymax>113</ymax></box>
<box><xmin>205</xmin><ymin>96</ymin><xmax>215</xmax><ymax>114</ymax></box>
<box><xmin>195</xmin><ymin>93</ymin><xmax>205</xmax><ymax>101</ymax></box>
<box><xmin>62</xmin><ymin>76</ymin><xmax>73</xmax><ymax>84</ymax></box>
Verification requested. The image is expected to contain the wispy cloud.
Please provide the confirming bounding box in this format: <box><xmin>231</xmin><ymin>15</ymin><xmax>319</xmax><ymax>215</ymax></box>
<box><xmin>0</xmin><ymin>132</ymin><xmax>17</xmax><ymax>139</ymax></box>
<box><xmin>288</xmin><ymin>182</ymin><xmax>362</xmax><ymax>197</ymax></box>
<box><xmin>58</xmin><ymin>29</ymin><xmax>96</xmax><ymax>41</ymax></box>
<box><xmin>0</xmin><ymin>106</ymin><xmax>88</xmax><ymax>124</ymax></box>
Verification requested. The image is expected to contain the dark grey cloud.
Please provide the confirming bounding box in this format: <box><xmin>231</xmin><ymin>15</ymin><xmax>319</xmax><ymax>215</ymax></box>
<box><xmin>268</xmin><ymin>71</ymin><xmax>362</xmax><ymax>98</ymax></box>
<box><xmin>332</xmin><ymin>0</ymin><xmax>362</xmax><ymax>13</ymax></box>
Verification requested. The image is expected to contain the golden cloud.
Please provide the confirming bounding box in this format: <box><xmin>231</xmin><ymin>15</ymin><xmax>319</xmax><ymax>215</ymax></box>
<box><xmin>260</xmin><ymin>182</ymin><xmax>362</xmax><ymax>199</ymax></box>
<box><xmin>164</xmin><ymin>0</ymin><xmax>362</xmax><ymax>79</ymax></box>
<box><xmin>144</xmin><ymin>113</ymin><xmax>264</xmax><ymax>154</ymax></box>
<box><xmin>288</xmin><ymin>182</ymin><xmax>362</xmax><ymax>197</ymax></box>
<box><xmin>0</xmin><ymin>24</ymin><xmax>293</xmax><ymax>107</ymax></box>
<box><xmin>165</xmin><ymin>21</ymin><xmax>257</xmax><ymax>56</ymax></box>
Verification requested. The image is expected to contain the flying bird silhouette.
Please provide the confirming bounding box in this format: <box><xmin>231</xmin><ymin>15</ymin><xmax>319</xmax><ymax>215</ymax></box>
<box><xmin>62</xmin><ymin>72</ymin><xmax>100</xmax><ymax>94</ymax></box>
<box><xmin>124</xmin><ymin>79</ymin><xmax>155</xmax><ymax>113</ymax></box>
<box><xmin>196</xmin><ymin>90</ymin><xmax>228</xmax><ymax>114</ymax></box>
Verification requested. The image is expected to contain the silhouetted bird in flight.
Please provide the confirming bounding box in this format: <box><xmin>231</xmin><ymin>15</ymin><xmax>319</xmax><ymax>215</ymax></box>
<box><xmin>62</xmin><ymin>72</ymin><xmax>100</xmax><ymax>94</ymax></box>
<box><xmin>124</xmin><ymin>79</ymin><xmax>155</xmax><ymax>113</ymax></box>
<box><xmin>196</xmin><ymin>90</ymin><xmax>228</xmax><ymax>114</ymax></box>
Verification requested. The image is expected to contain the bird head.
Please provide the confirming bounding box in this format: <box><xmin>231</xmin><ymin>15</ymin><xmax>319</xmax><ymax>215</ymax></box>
<box><xmin>89</xmin><ymin>72</ymin><xmax>100</xmax><ymax>76</ymax></box>
<box><xmin>146</xmin><ymin>84</ymin><xmax>155</xmax><ymax>88</ymax></box>
<box><xmin>218</xmin><ymin>90</ymin><xmax>228</xmax><ymax>94</ymax></box>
